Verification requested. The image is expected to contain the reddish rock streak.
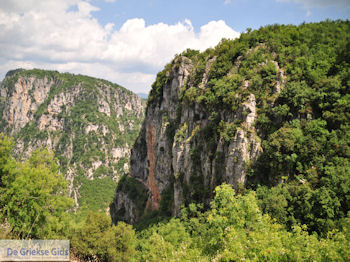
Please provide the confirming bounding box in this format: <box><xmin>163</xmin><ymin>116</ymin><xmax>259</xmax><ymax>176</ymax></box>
<box><xmin>145</xmin><ymin>124</ymin><xmax>161</xmax><ymax>210</ymax></box>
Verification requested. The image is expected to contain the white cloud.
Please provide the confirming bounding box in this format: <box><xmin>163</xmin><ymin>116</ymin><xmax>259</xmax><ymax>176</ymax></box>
<box><xmin>224</xmin><ymin>0</ymin><xmax>232</xmax><ymax>4</ymax></box>
<box><xmin>0</xmin><ymin>0</ymin><xmax>240</xmax><ymax>93</ymax></box>
<box><xmin>77</xmin><ymin>1</ymin><xmax>99</xmax><ymax>16</ymax></box>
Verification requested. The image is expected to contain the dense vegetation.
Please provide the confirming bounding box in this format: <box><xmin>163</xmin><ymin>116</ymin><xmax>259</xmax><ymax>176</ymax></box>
<box><xmin>70</xmin><ymin>184</ymin><xmax>348</xmax><ymax>261</ymax></box>
<box><xmin>0</xmin><ymin>134</ymin><xmax>73</xmax><ymax>239</ymax></box>
<box><xmin>0</xmin><ymin>69</ymin><xmax>144</xmax><ymax>213</ymax></box>
<box><xmin>1</xmin><ymin>20</ymin><xmax>349</xmax><ymax>261</ymax></box>
<box><xmin>2</xmin><ymin>140</ymin><xmax>347</xmax><ymax>261</ymax></box>
<box><xmin>148</xmin><ymin>20</ymin><xmax>350</xmax><ymax>237</ymax></box>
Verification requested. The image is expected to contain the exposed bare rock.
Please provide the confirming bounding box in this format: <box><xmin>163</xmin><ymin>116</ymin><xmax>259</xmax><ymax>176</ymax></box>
<box><xmin>110</xmin><ymin>191</ymin><xmax>137</xmax><ymax>224</ymax></box>
<box><xmin>111</xmin><ymin>43</ymin><xmax>289</xmax><ymax>223</ymax></box>
<box><xmin>0</xmin><ymin>69</ymin><xmax>145</xmax><ymax>211</ymax></box>
<box><xmin>1</xmin><ymin>76</ymin><xmax>54</xmax><ymax>134</ymax></box>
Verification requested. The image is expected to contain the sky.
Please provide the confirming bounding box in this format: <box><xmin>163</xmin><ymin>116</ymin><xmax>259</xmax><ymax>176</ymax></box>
<box><xmin>0</xmin><ymin>0</ymin><xmax>349</xmax><ymax>94</ymax></box>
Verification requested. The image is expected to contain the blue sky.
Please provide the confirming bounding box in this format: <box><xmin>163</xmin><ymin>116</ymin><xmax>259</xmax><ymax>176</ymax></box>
<box><xmin>91</xmin><ymin>0</ymin><xmax>350</xmax><ymax>32</ymax></box>
<box><xmin>0</xmin><ymin>0</ymin><xmax>349</xmax><ymax>93</ymax></box>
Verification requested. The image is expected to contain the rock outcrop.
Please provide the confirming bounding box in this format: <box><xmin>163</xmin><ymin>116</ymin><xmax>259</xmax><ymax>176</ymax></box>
<box><xmin>111</xmin><ymin>44</ymin><xmax>287</xmax><ymax>223</ymax></box>
<box><xmin>0</xmin><ymin>69</ymin><xmax>145</xmax><ymax>211</ymax></box>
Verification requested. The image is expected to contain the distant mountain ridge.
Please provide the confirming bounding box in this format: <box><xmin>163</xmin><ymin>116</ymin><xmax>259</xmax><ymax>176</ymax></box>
<box><xmin>0</xmin><ymin>69</ymin><xmax>145</xmax><ymax>212</ymax></box>
<box><xmin>137</xmin><ymin>93</ymin><xmax>149</xmax><ymax>99</ymax></box>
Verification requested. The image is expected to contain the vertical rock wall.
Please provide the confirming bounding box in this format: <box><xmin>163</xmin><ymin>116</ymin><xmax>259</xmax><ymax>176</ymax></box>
<box><xmin>111</xmin><ymin>46</ymin><xmax>286</xmax><ymax>223</ymax></box>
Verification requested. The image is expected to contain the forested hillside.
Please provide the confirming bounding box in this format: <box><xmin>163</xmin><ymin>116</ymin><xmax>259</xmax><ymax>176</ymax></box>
<box><xmin>111</xmin><ymin>20</ymin><xmax>349</xmax><ymax>260</ymax></box>
<box><xmin>0</xmin><ymin>69</ymin><xmax>145</xmax><ymax>213</ymax></box>
<box><xmin>0</xmin><ymin>20</ymin><xmax>349</xmax><ymax>261</ymax></box>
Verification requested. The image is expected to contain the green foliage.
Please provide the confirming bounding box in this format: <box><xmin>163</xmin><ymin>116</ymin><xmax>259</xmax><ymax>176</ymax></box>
<box><xmin>113</xmin><ymin>157</ymin><xmax>128</xmax><ymax>174</ymax></box>
<box><xmin>50</xmin><ymin>184</ymin><xmax>349</xmax><ymax>261</ymax></box>
<box><xmin>159</xmin><ymin>184</ymin><xmax>174</xmax><ymax>217</ymax></box>
<box><xmin>3</xmin><ymin>68</ymin><xmax>144</xmax><ymax>213</ymax></box>
<box><xmin>0</xmin><ymin>133</ymin><xmax>13</xmax><ymax>183</ymax></box>
<box><xmin>79</xmin><ymin>177</ymin><xmax>117</xmax><ymax>213</ymax></box>
<box><xmin>255</xmin><ymin>116</ymin><xmax>350</xmax><ymax>235</ymax></box>
<box><xmin>217</xmin><ymin>120</ymin><xmax>239</xmax><ymax>142</ymax></box>
<box><xmin>67</xmin><ymin>184</ymin><xmax>350</xmax><ymax>261</ymax></box>
<box><xmin>137</xmin><ymin>218</ymin><xmax>203</xmax><ymax>261</ymax></box>
<box><xmin>0</xmin><ymin>221</ymin><xmax>13</xmax><ymax>239</ymax></box>
<box><xmin>196</xmin><ymin>73</ymin><xmax>243</xmax><ymax>112</ymax></box>
<box><xmin>134</xmin><ymin>184</ymin><xmax>350</xmax><ymax>261</ymax></box>
<box><xmin>72</xmin><ymin>212</ymin><xmax>137</xmax><ymax>262</ymax></box>
<box><xmin>183</xmin><ymin>86</ymin><xmax>199</xmax><ymax>104</ymax></box>
<box><xmin>174</xmin><ymin>122</ymin><xmax>188</xmax><ymax>143</ymax></box>
<box><xmin>145</xmin><ymin>20</ymin><xmax>350</xmax><ymax>237</ymax></box>
<box><xmin>148</xmin><ymin>63</ymin><xmax>171</xmax><ymax>107</ymax></box>
<box><xmin>2</xmin><ymin>20</ymin><xmax>350</xmax><ymax>261</ymax></box>
<box><xmin>116</xmin><ymin>174</ymin><xmax>148</xmax><ymax>219</ymax></box>
<box><xmin>181</xmin><ymin>48</ymin><xmax>200</xmax><ymax>59</ymax></box>
<box><xmin>0</xmin><ymin>136</ymin><xmax>73</xmax><ymax>238</ymax></box>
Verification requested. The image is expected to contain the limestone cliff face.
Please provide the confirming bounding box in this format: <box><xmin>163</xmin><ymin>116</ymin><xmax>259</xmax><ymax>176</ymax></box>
<box><xmin>0</xmin><ymin>69</ymin><xmax>145</xmax><ymax>211</ymax></box>
<box><xmin>111</xmin><ymin>44</ymin><xmax>286</xmax><ymax>223</ymax></box>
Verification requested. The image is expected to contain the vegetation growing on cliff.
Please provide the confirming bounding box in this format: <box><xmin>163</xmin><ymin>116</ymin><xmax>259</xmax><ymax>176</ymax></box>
<box><xmin>145</xmin><ymin>19</ymin><xmax>350</xmax><ymax>237</ymax></box>
<box><xmin>0</xmin><ymin>69</ymin><xmax>145</xmax><ymax>213</ymax></box>
<box><xmin>67</xmin><ymin>20</ymin><xmax>349</xmax><ymax>261</ymax></box>
<box><xmin>2</xmin><ymin>154</ymin><xmax>349</xmax><ymax>259</ymax></box>
<box><xmin>75</xmin><ymin>185</ymin><xmax>349</xmax><ymax>261</ymax></box>
<box><xmin>0</xmin><ymin>20</ymin><xmax>349</xmax><ymax>261</ymax></box>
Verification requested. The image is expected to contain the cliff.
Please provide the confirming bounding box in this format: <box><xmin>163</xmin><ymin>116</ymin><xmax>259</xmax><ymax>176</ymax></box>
<box><xmin>0</xmin><ymin>69</ymin><xmax>145</xmax><ymax>211</ymax></box>
<box><xmin>110</xmin><ymin>21</ymin><xmax>350</xmax><ymax>224</ymax></box>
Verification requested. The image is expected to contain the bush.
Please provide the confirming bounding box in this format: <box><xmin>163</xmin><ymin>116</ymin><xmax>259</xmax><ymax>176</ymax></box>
<box><xmin>72</xmin><ymin>212</ymin><xmax>137</xmax><ymax>262</ymax></box>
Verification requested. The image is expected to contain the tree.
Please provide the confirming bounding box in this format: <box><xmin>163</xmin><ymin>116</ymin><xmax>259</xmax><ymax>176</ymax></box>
<box><xmin>0</xmin><ymin>136</ymin><xmax>73</xmax><ymax>238</ymax></box>
<box><xmin>0</xmin><ymin>133</ymin><xmax>13</xmax><ymax>186</ymax></box>
<box><xmin>72</xmin><ymin>212</ymin><xmax>137</xmax><ymax>262</ymax></box>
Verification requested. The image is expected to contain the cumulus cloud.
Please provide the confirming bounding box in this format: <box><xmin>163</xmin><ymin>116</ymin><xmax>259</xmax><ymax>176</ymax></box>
<box><xmin>0</xmin><ymin>0</ymin><xmax>240</xmax><ymax>93</ymax></box>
